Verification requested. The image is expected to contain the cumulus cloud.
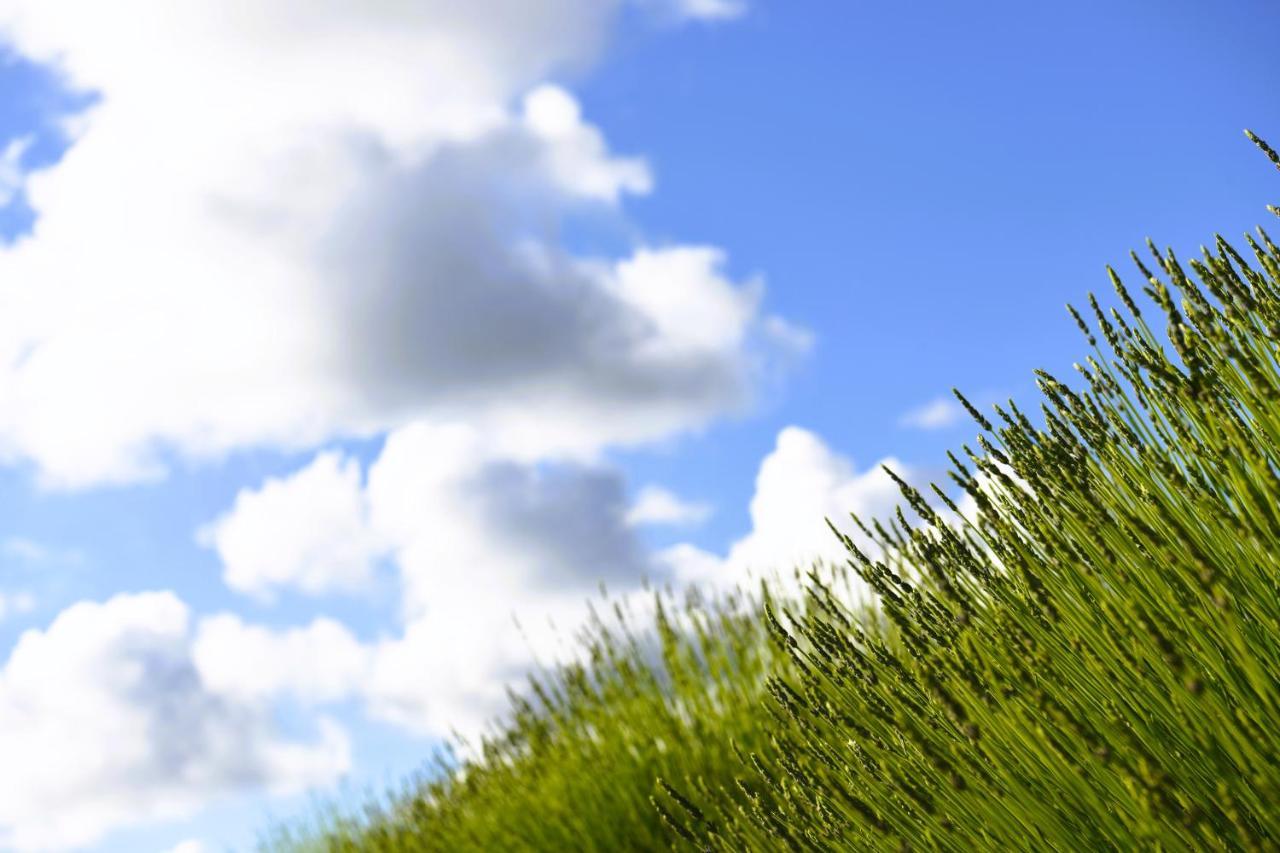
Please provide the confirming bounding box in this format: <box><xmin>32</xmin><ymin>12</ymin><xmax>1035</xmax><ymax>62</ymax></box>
<box><xmin>662</xmin><ymin>427</ymin><xmax>913</xmax><ymax>591</ymax></box>
<box><xmin>0</xmin><ymin>2</ymin><xmax>797</xmax><ymax>488</ymax></box>
<box><xmin>197</xmin><ymin>451</ymin><xmax>382</xmax><ymax>600</ymax></box>
<box><xmin>193</xmin><ymin>614</ymin><xmax>371</xmax><ymax>705</ymax></box>
<box><xmin>0</xmin><ymin>592</ymin><xmax>348</xmax><ymax>851</ymax></box>
<box><xmin>899</xmin><ymin>396</ymin><xmax>964</xmax><ymax>430</ymax></box>
<box><xmin>196</xmin><ymin>422</ymin><xmax>662</xmax><ymax>734</ymax></box>
<box><xmin>0</xmin><ymin>0</ymin><xmax>793</xmax><ymax>843</ymax></box>
<box><xmin>323</xmin><ymin>157</ymin><xmax>792</xmax><ymax>464</ymax></box>
<box><xmin>202</xmin><ymin>423</ymin><xmax>650</xmax><ymax>610</ymax></box>
<box><xmin>194</xmin><ymin>592</ymin><xmax>645</xmax><ymax>741</ymax></box>
<box><xmin>360</xmin><ymin>422</ymin><xmax>654</xmax><ymax>617</ymax></box>
<box><xmin>626</xmin><ymin>485</ymin><xmax>712</xmax><ymax>526</ymax></box>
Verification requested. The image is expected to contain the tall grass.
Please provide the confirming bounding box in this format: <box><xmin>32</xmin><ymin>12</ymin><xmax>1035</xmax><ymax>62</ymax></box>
<box><xmin>270</xmin><ymin>132</ymin><xmax>1280</xmax><ymax>851</ymax></box>
<box><xmin>261</xmin><ymin>583</ymin><xmax>794</xmax><ymax>851</ymax></box>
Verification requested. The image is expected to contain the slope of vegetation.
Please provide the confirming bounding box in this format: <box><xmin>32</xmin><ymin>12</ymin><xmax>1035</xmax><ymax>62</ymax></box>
<box><xmin>261</xmin><ymin>582</ymin><xmax>796</xmax><ymax>851</ymax></box>
<box><xmin>267</xmin><ymin>132</ymin><xmax>1280</xmax><ymax>852</ymax></box>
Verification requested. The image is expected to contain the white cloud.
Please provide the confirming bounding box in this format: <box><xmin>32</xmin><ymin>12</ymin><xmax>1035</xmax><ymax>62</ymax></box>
<box><xmin>202</xmin><ymin>423</ymin><xmax>651</xmax><ymax>610</ymax></box>
<box><xmin>2</xmin><ymin>537</ymin><xmax>49</xmax><ymax>563</ymax></box>
<box><xmin>0</xmin><ymin>592</ymin><xmax>348</xmax><ymax>851</ymax></box>
<box><xmin>196</xmin><ymin>589</ymin><xmax>653</xmax><ymax>743</ymax></box>
<box><xmin>193</xmin><ymin>614</ymin><xmax>371</xmax><ymax>705</ymax></box>
<box><xmin>899</xmin><ymin>396</ymin><xmax>964</xmax><ymax>430</ymax></box>
<box><xmin>522</xmin><ymin>84</ymin><xmax>652</xmax><ymax>200</ymax></box>
<box><xmin>627</xmin><ymin>485</ymin><xmax>712</xmax><ymax>526</ymax></box>
<box><xmin>662</xmin><ymin>427</ymin><xmax>912</xmax><ymax>592</ymax></box>
<box><xmin>195</xmin><ymin>422</ymin><xmax>660</xmax><ymax>736</ymax></box>
<box><xmin>2</xmin><ymin>535</ymin><xmax>83</xmax><ymax>567</ymax></box>
<box><xmin>196</xmin><ymin>451</ymin><xmax>383</xmax><ymax>600</ymax></box>
<box><xmin>193</xmin><ymin>425</ymin><xmax>914</xmax><ymax>737</ymax></box>
<box><xmin>0</xmin><ymin>3</ymin><xmax>793</xmax><ymax>488</ymax></box>
<box><xmin>0</xmin><ymin>2</ymin><xmax>789</xmax><ymax>843</ymax></box>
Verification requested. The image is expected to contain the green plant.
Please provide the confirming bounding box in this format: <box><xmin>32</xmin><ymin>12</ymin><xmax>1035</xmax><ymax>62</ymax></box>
<box><xmin>262</xmin><ymin>582</ymin><xmax>796</xmax><ymax>851</ymax></box>
<box><xmin>659</xmin><ymin>129</ymin><xmax>1280</xmax><ymax>852</ymax></box>
<box><xmin>271</xmin><ymin>131</ymin><xmax>1280</xmax><ymax>852</ymax></box>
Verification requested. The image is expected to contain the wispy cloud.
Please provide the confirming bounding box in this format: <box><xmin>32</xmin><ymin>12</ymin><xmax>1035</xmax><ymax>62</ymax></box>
<box><xmin>2</xmin><ymin>536</ymin><xmax>83</xmax><ymax>567</ymax></box>
<box><xmin>626</xmin><ymin>485</ymin><xmax>713</xmax><ymax>527</ymax></box>
<box><xmin>899</xmin><ymin>396</ymin><xmax>965</xmax><ymax>431</ymax></box>
<box><xmin>0</xmin><ymin>136</ymin><xmax>30</xmax><ymax>207</ymax></box>
<box><xmin>669</xmin><ymin>0</ymin><xmax>748</xmax><ymax>21</ymax></box>
<box><xmin>0</xmin><ymin>592</ymin><xmax>35</xmax><ymax>622</ymax></box>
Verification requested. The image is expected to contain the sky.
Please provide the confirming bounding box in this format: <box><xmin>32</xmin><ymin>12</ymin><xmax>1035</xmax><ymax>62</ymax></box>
<box><xmin>0</xmin><ymin>1</ymin><xmax>1275</xmax><ymax>850</ymax></box>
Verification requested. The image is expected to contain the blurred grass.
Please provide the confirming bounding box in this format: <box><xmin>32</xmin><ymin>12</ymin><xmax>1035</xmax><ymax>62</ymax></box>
<box><xmin>260</xmin><ymin>582</ymin><xmax>793</xmax><ymax>851</ymax></box>
<box><xmin>266</xmin><ymin>132</ymin><xmax>1280</xmax><ymax>851</ymax></box>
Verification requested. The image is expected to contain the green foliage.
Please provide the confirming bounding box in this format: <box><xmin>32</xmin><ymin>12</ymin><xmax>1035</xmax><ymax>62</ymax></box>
<box><xmin>261</xmin><ymin>583</ymin><xmax>795</xmax><ymax>851</ymax></box>
<box><xmin>269</xmin><ymin>134</ymin><xmax>1280</xmax><ymax>851</ymax></box>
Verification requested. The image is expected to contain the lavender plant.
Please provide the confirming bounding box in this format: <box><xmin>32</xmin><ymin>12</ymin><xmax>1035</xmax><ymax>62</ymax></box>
<box><xmin>270</xmin><ymin>131</ymin><xmax>1280</xmax><ymax>852</ymax></box>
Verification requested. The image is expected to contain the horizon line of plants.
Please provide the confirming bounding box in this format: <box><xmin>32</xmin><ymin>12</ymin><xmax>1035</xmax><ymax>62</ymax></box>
<box><xmin>265</xmin><ymin>130</ymin><xmax>1280</xmax><ymax>852</ymax></box>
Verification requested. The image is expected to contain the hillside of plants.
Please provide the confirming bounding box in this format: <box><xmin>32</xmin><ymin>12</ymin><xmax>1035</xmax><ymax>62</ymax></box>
<box><xmin>266</xmin><ymin>132</ymin><xmax>1280</xmax><ymax>852</ymax></box>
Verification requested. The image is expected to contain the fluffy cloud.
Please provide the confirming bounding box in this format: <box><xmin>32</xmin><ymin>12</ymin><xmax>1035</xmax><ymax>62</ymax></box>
<box><xmin>354</xmin><ymin>422</ymin><xmax>653</xmax><ymax>621</ymax></box>
<box><xmin>0</xmin><ymin>592</ymin><xmax>348</xmax><ymax>851</ymax></box>
<box><xmin>194</xmin><ymin>593</ymin><xmax>645</xmax><ymax>741</ymax></box>
<box><xmin>0</xmin><ymin>1</ymin><xmax>799</xmax><ymax>843</ymax></box>
<box><xmin>0</xmin><ymin>3</ymin><xmax>798</xmax><ymax>487</ymax></box>
<box><xmin>196</xmin><ymin>422</ymin><xmax>659</xmax><ymax>734</ymax></box>
<box><xmin>194</xmin><ymin>425</ymin><xmax>916</xmax><ymax>737</ymax></box>
<box><xmin>663</xmin><ymin>427</ymin><xmax>913</xmax><ymax>591</ymax></box>
<box><xmin>899</xmin><ymin>396</ymin><xmax>964</xmax><ymax>430</ymax></box>
<box><xmin>201</xmin><ymin>423</ymin><xmax>650</xmax><ymax>611</ymax></box>
<box><xmin>322</xmin><ymin>154</ymin><xmax>795</xmax><ymax>464</ymax></box>
<box><xmin>197</xmin><ymin>451</ymin><xmax>382</xmax><ymax>599</ymax></box>
<box><xmin>193</xmin><ymin>614</ymin><xmax>371</xmax><ymax>705</ymax></box>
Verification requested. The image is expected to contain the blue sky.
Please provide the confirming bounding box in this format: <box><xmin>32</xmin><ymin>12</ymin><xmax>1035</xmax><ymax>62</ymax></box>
<box><xmin>0</xmin><ymin>2</ymin><xmax>1275</xmax><ymax>850</ymax></box>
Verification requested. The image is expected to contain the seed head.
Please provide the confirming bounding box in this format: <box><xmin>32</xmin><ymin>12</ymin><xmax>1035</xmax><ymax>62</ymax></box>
<box><xmin>952</xmin><ymin>388</ymin><xmax>993</xmax><ymax>432</ymax></box>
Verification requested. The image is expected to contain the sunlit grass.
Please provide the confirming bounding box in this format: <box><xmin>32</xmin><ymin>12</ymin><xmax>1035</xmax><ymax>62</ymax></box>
<box><xmin>267</xmin><ymin>132</ymin><xmax>1280</xmax><ymax>851</ymax></box>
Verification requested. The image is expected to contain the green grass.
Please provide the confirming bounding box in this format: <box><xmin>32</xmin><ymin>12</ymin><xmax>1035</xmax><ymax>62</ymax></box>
<box><xmin>260</xmin><ymin>581</ymin><xmax>795</xmax><ymax>851</ymax></box>
<box><xmin>266</xmin><ymin>131</ymin><xmax>1280</xmax><ymax>852</ymax></box>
